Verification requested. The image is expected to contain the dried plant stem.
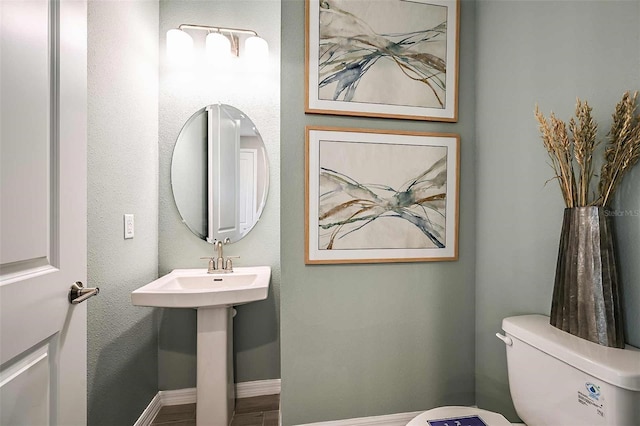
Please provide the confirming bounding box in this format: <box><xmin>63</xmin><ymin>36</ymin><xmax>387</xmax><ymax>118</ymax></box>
<box><xmin>570</xmin><ymin>99</ymin><xmax>597</xmax><ymax>206</ymax></box>
<box><xmin>535</xmin><ymin>107</ymin><xmax>576</xmax><ymax>207</ymax></box>
<box><xmin>597</xmin><ymin>91</ymin><xmax>640</xmax><ymax>206</ymax></box>
<box><xmin>535</xmin><ymin>91</ymin><xmax>640</xmax><ymax>208</ymax></box>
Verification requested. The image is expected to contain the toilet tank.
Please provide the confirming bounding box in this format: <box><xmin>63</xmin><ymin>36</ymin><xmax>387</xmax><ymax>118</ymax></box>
<box><xmin>500</xmin><ymin>314</ymin><xmax>640</xmax><ymax>426</ymax></box>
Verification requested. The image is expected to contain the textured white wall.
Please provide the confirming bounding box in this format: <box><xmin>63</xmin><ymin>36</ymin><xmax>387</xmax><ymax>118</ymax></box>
<box><xmin>158</xmin><ymin>0</ymin><xmax>281</xmax><ymax>389</ymax></box>
<box><xmin>87</xmin><ymin>1</ymin><xmax>160</xmax><ymax>424</ymax></box>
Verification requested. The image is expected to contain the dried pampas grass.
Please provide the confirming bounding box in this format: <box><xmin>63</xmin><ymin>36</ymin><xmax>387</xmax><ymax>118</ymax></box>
<box><xmin>535</xmin><ymin>91</ymin><xmax>640</xmax><ymax>207</ymax></box>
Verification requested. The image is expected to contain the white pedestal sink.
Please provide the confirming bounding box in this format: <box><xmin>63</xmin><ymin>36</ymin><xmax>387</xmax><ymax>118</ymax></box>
<box><xmin>131</xmin><ymin>266</ymin><xmax>271</xmax><ymax>426</ymax></box>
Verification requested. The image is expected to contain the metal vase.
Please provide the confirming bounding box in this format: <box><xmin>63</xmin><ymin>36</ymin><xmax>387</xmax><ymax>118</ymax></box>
<box><xmin>550</xmin><ymin>207</ymin><xmax>625</xmax><ymax>348</ymax></box>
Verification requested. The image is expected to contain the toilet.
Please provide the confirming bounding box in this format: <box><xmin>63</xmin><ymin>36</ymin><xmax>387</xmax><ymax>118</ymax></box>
<box><xmin>407</xmin><ymin>314</ymin><xmax>640</xmax><ymax>425</ymax></box>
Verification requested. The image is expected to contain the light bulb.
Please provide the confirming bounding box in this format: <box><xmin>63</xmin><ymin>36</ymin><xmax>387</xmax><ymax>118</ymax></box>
<box><xmin>206</xmin><ymin>32</ymin><xmax>232</xmax><ymax>64</ymax></box>
<box><xmin>166</xmin><ymin>29</ymin><xmax>193</xmax><ymax>65</ymax></box>
<box><xmin>245</xmin><ymin>36</ymin><xmax>269</xmax><ymax>62</ymax></box>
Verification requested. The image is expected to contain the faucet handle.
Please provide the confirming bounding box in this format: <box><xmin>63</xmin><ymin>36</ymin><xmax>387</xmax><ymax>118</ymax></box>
<box><xmin>224</xmin><ymin>256</ymin><xmax>240</xmax><ymax>272</ymax></box>
<box><xmin>200</xmin><ymin>256</ymin><xmax>216</xmax><ymax>273</ymax></box>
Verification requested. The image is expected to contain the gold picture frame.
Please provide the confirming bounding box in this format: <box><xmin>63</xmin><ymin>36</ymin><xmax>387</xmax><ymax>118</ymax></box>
<box><xmin>305</xmin><ymin>126</ymin><xmax>460</xmax><ymax>264</ymax></box>
<box><xmin>305</xmin><ymin>0</ymin><xmax>460</xmax><ymax>122</ymax></box>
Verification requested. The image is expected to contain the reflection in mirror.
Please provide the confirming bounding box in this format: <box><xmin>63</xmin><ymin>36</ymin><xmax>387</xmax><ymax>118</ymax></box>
<box><xmin>171</xmin><ymin>104</ymin><xmax>269</xmax><ymax>243</ymax></box>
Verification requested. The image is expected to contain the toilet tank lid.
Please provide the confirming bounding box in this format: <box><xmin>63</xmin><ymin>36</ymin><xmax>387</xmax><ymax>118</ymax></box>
<box><xmin>502</xmin><ymin>314</ymin><xmax>640</xmax><ymax>391</ymax></box>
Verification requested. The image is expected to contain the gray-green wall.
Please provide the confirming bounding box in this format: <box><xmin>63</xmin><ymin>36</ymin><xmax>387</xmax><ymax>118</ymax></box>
<box><xmin>280</xmin><ymin>1</ymin><xmax>477</xmax><ymax>424</ymax></box>
<box><xmin>87</xmin><ymin>0</ymin><xmax>160</xmax><ymax>424</ymax></box>
<box><xmin>157</xmin><ymin>0</ymin><xmax>282</xmax><ymax>389</ymax></box>
<box><xmin>475</xmin><ymin>0</ymin><xmax>640</xmax><ymax>422</ymax></box>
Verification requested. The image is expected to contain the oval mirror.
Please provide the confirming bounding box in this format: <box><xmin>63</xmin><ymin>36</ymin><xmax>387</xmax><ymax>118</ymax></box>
<box><xmin>171</xmin><ymin>104</ymin><xmax>269</xmax><ymax>243</ymax></box>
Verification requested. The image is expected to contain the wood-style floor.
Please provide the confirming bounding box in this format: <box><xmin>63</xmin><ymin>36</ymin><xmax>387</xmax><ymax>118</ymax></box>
<box><xmin>151</xmin><ymin>394</ymin><xmax>280</xmax><ymax>426</ymax></box>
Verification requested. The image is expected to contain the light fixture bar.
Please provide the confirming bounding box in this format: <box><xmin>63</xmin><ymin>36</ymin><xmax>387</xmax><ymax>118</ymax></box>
<box><xmin>178</xmin><ymin>24</ymin><xmax>258</xmax><ymax>37</ymax></box>
<box><xmin>167</xmin><ymin>24</ymin><xmax>268</xmax><ymax>64</ymax></box>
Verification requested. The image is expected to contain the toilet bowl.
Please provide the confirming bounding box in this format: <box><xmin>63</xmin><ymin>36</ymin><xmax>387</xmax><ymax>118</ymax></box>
<box><xmin>407</xmin><ymin>406</ymin><xmax>511</xmax><ymax>425</ymax></box>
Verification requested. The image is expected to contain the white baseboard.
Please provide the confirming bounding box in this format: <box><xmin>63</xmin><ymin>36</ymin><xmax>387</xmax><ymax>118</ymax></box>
<box><xmin>159</xmin><ymin>387</ymin><xmax>197</xmax><ymax>405</ymax></box>
<box><xmin>236</xmin><ymin>378</ymin><xmax>281</xmax><ymax>398</ymax></box>
<box><xmin>294</xmin><ymin>411</ymin><xmax>424</xmax><ymax>426</ymax></box>
<box><xmin>135</xmin><ymin>380</ymin><xmax>428</xmax><ymax>426</ymax></box>
<box><xmin>134</xmin><ymin>379</ymin><xmax>282</xmax><ymax>426</ymax></box>
<box><xmin>132</xmin><ymin>393</ymin><xmax>162</xmax><ymax>426</ymax></box>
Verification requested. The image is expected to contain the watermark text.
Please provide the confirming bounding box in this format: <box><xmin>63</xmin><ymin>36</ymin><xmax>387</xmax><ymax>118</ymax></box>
<box><xmin>604</xmin><ymin>209</ymin><xmax>640</xmax><ymax>217</ymax></box>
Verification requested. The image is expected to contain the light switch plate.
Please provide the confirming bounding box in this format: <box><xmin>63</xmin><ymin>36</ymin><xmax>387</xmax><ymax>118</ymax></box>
<box><xmin>124</xmin><ymin>214</ymin><xmax>134</xmax><ymax>239</ymax></box>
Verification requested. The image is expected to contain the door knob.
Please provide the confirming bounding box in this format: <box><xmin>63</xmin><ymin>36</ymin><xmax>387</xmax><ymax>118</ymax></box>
<box><xmin>68</xmin><ymin>281</ymin><xmax>100</xmax><ymax>304</ymax></box>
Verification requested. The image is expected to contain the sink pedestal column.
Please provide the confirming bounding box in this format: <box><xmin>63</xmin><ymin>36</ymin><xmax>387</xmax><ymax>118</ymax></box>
<box><xmin>196</xmin><ymin>306</ymin><xmax>235</xmax><ymax>426</ymax></box>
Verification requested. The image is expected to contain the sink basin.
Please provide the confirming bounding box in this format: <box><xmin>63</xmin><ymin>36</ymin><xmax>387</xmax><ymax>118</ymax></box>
<box><xmin>131</xmin><ymin>266</ymin><xmax>271</xmax><ymax>425</ymax></box>
<box><xmin>131</xmin><ymin>266</ymin><xmax>270</xmax><ymax>308</ymax></box>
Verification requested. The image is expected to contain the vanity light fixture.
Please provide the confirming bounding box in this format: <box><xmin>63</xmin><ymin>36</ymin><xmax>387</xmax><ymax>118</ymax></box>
<box><xmin>206</xmin><ymin>32</ymin><xmax>232</xmax><ymax>62</ymax></box>
<box><xmin>244</xmin><ymin>35</ymin><xmax>269</xmax><ymax>61</ymax></box>
<box><xmin>166</xmin><ymin>24</ymin><xmax>268</xmax><ymax>64</ymax></box>
<box><xmin>166</xmin><ymin>28</ymin><xmax>194</xmax><ymax>64</ymax></box>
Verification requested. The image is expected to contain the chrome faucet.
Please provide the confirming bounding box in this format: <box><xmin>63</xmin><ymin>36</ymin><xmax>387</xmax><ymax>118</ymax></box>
<box><xmin>201</xmin><ymin>238</ymin><xmax>238</xmax><ymax>273</ymax></box>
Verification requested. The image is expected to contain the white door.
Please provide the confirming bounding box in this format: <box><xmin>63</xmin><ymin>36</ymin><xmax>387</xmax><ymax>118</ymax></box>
<box><xmin>0</xmin><ymin>0</ymin><xmax>88</xmax><ymax>424</ymax></box>
<box><xmin>239</xmin><ymin>149</ymin><xmax>257</xmax><ymax>233</ymax></box>
<box><xmin>208</xmin><ymin>106</ymin><xmax>241</xmax><ymax>243</ymax></box>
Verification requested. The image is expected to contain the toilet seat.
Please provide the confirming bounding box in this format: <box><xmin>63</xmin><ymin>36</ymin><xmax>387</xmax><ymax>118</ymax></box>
<box><xmin>407</xmin><ymin>406</ymin><xmax>512</xmax><ymax>426</ymax></box>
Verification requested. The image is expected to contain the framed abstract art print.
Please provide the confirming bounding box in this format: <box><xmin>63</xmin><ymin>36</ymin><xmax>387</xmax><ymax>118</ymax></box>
<box><xmin>305</xmin><ymin>126</ymin><xmax>459</xmax><ymax>264</ymax></box>
<box><xmin>305</xmin><ymin>0</ymin><xmax>460</xmax><ymax>121</ymax></box>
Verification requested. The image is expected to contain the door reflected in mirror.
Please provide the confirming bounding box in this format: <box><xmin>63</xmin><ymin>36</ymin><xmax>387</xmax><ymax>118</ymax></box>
<box><xmin>171</xmin><ymin>104</ymin><xmax>269</xmax><ymax>243</ymax></box>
